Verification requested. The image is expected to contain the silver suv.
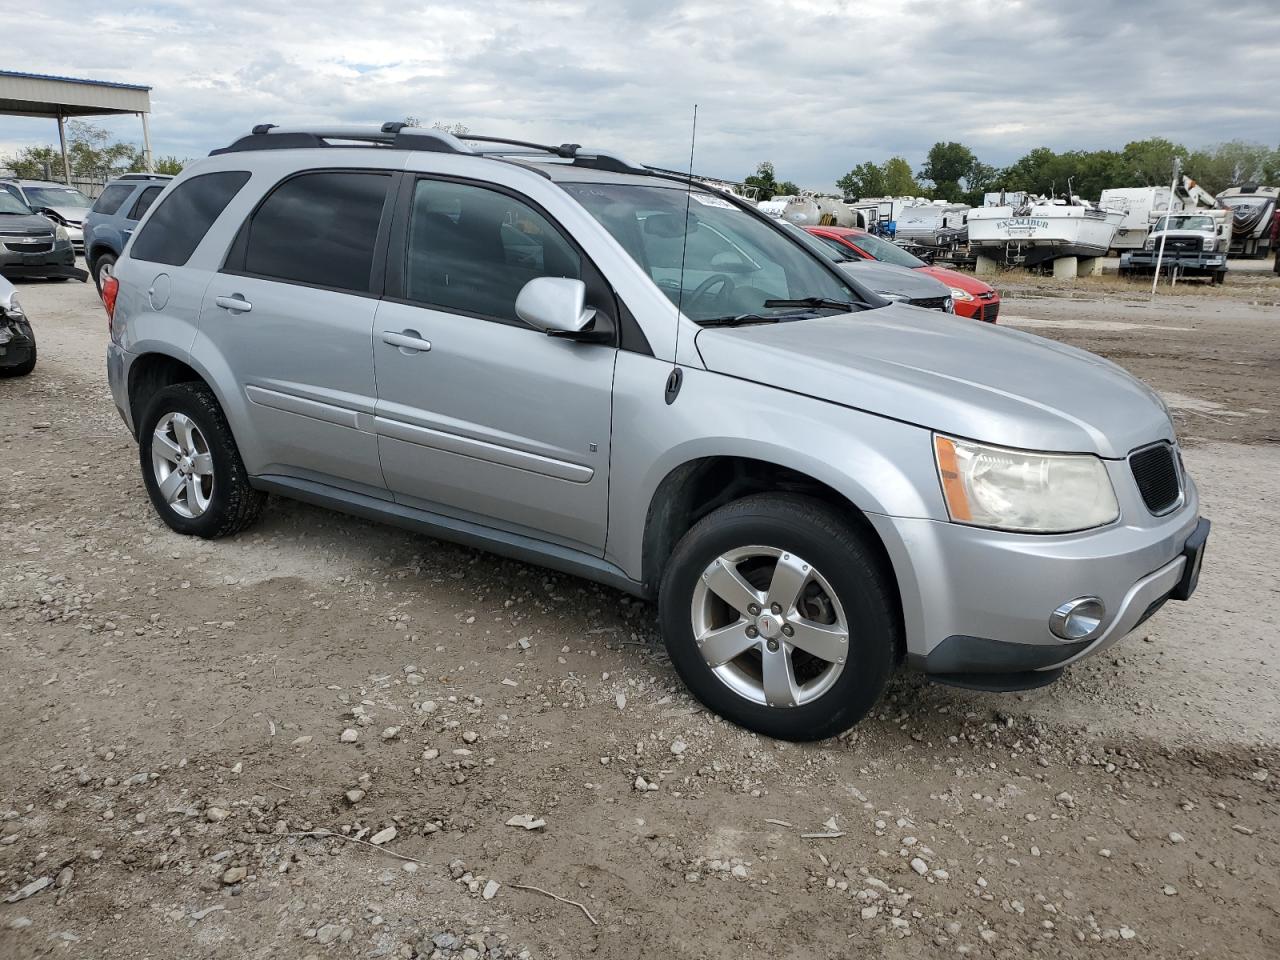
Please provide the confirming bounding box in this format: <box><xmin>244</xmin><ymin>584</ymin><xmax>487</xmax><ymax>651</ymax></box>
<box><xmin>104</xmin><ymin>123</ymin><xmax>1209</xmax><ymax>741</ymax></box>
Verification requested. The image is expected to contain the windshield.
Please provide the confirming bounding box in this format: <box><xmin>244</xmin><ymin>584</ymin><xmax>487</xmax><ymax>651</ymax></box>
<box><xmin>0</xmin><ymin>192</ymin><xmax>33</xmax><ymax>215</ymax></box>
<box><xmin>22</xmin><ymin>186</ymin><xmax>93</xmax><ymax>209</ymax></box>
<box><xmin>562</xmin><ymin>182</ymin><xmax>861</xmax><ymax>322</ymax></box>
<box><xmin>840</xmin><ymin>231</ymin><xmax>926</xmax><ymax>268</ymax></box>
<box><xmin>1153</xmin><ymin>215</ymin><xmax>1214</xmax><ymax>232</ymax></box>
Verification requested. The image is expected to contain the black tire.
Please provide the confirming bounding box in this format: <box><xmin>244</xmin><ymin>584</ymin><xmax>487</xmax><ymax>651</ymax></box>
<box><xmin>92</xmin><ymin>253</ymin><xmax>117</xmax><ymax>293</ymax></box>
<box><xmin>0</xmin><ymin>322</ymin><xmax>37</xmax><ymax>378</ymax></box>
<box><xmin>138</xmin><ymin>382</ymin><xmax>266</xmax><ymax>538</ymax></box>
<box><xmin>658</xmin><ymin>494</ymin><xmax>899</xmax><ymax>741</ymax></box>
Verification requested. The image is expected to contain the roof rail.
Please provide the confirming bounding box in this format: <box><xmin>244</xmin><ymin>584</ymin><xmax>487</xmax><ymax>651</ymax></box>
<box><xmin>211</xmin><ymin>123</ymin><xmax>477</xmax><ymax>156</ymax></box>
<box><xmin>209</xmin><ymin>123</ymin><xmax>651</xmax><ymax>177</ymax></box>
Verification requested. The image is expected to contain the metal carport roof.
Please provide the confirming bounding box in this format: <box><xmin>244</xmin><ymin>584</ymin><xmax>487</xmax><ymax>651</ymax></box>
<box><xmin>0</xmin><ymin>70</ymin><xmax>154</xmax><ymax>181</ymax></box>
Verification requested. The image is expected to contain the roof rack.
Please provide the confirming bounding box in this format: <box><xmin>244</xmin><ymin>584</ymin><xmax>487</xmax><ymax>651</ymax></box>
<box><xmin>115</xmin><ymin>172</ymin><xmax>174</xmax><ymax>181</ymax></box>
<box><xmin>209</xmin><ymin>123</ymin><xmax>651</xmax><ymax>175</ymax></box>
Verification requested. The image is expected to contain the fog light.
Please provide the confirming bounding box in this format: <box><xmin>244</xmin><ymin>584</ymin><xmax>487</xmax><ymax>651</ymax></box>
<box><xmin>1049</xmin><ymin>597</ymin><xmax>1105</xmax><ymax>641</ymax></box>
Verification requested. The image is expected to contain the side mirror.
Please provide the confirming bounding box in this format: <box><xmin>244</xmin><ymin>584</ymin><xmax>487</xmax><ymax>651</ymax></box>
<box><xmin>515</xmin><ymin>277</ymin><xmax>598</xmax><ymax>337</ymax></box>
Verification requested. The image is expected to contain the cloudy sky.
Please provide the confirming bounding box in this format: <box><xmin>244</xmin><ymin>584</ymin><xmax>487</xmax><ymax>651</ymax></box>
<box><xmin>3</xmin><ymin>0</ymin><xmax>1279</xmax><ymax>190</ymax></box>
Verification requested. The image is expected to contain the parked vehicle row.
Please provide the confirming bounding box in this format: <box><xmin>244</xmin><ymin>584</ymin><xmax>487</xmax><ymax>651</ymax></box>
<box><xmin>100</xmin><ymin>123</ymin><xmax>1208</xmax><ymax>741</ymax></box>
<box><xmin>0</xmin><ymin>178</ymin><xmax>94</xmax><ymax>250</ymax></box>
<box><xmin>0</xmin><ymin>187</ymin><xmax>84</xmax><ymax>282</ymax></box>
<box><xmin>806</xmin><ymin>226</ymin><xmax>1001</xmax><ymax>322</ymax></box>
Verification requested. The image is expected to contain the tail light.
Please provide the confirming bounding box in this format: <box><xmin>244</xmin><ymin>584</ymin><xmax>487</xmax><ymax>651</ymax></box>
<box><xmin>101</xmin><ymin>274</ymin><xmax>119</xmax><ymax>331</ymax></box>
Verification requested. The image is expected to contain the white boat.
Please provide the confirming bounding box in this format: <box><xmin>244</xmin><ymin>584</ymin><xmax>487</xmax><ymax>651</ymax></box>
<box><xmin>968</xmin><ymin>197</ymin><xmax>1124</xmax><ymax>266</ymax></box>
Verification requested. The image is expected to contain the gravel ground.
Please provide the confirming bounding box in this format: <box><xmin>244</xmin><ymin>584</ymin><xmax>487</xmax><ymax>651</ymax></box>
<box><xmin>1</xmin><ymin>270</ymin><xmax>1278</xmax><ymax>959</ymax></box>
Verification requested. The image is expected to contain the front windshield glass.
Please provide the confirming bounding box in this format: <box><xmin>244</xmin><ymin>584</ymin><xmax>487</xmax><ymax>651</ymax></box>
<box><xmin>562</xmin><ymin>182</ymin><xmax>860</xmax><ymax>321</ymax></box>
<box><xmin>1153</xmin><ymin>215</ymin><xmax>1213</xmax><ymax>232</ymax></box>
<box><xmin>23</xmin><ymin>186</ymin><xmax>93</xmax><ymax>209</ymax></box>
<box><xmin>0</xmin><ymin>193</ymin><xmax>33</xmax><ymax>215</ymax></box>
<box><xmin>843</xmin><ymin>231</ymin><xmax>926</xmax><ymax>268</ymax></box>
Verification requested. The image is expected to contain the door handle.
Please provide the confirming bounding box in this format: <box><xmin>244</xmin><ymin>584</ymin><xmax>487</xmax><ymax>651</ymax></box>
<box><xmin>215</xmin><ymin>294</ymin><xmax>252</xmax><ymax>313</ymax></box>
<box><xmin>381</xmin><ymin>329</ymin><xmax>432</xmax><ymax>353</ymax></box>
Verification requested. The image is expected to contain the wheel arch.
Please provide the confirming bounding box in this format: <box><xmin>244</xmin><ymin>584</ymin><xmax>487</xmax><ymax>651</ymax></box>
<box><xmin>127</xmin><ymin>351</ymin><xmax>207</xmax><ymax>429</ymax></box>
<box><xmin>639</xmin><ymin>455</ymin><xmax>905</xmax><ymax>655</ymax></box>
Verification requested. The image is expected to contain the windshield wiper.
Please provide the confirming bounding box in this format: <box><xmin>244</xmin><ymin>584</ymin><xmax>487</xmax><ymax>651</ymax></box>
<box><xmin>694</xmin><ymin>314</ymin><xmax>783</xmax><ymax>328</ymax></box>
<box><xmin>762</xmin><ymin>297</ymin><xmax>859</xmax><ymax>312</ymax></box>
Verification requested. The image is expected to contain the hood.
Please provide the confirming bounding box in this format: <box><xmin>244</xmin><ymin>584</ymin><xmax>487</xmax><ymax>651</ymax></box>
<box><xmin>919</xmin><ymin>264</ymin><xmax>994</xmax><ymax>296</ymax></box>
<box><xmin>695</xmin><ymin>304</ymin><xmax>1173</xmax><ymax>458</ymax></box>
<box><xmin>0</xmin><ymin>212</ymin><xmax>57</xmax><ymax>235</ymax></box>
<box><xmin>40</xmin><ymin>205</ymin><xmax>86</xmax><ymax>225</ymax></box>
<box><xmin>835</xmin><ymin>260</ymin><xmax>949</xmax><ymax>301</ymax></box>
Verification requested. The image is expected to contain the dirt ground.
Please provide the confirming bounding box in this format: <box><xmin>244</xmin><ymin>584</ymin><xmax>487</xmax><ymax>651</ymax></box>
<box><xmin>2</xmin><ymin>265</ymin><xmax>1278</xmax><ymax>960</ymax></box>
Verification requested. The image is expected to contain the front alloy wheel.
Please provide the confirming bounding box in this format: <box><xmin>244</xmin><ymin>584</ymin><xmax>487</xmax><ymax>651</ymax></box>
<box><xmin>691</xmin><ymin>546</ymin><xmax>849</xmax><ymax>708</ymax></box>
<box><xmin>659</xmin><ymin>494</ymin><xmax>899</xmax><ymax>741</ymax></box>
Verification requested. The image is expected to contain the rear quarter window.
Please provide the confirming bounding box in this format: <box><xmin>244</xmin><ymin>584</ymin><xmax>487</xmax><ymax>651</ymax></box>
<box><xmin>131</xmin><ymin>171</ymin><xmax>251</xmax><ymax>266</ymax></box>
<box><xmin>92</xmin><ymin>183</ymin><xmax>134</xmax><ymax>216</ymax></box>
<box><xmin>128</xmin><ymin>185</ymin><xmax>164</xmax><ymax>222</ymax></box>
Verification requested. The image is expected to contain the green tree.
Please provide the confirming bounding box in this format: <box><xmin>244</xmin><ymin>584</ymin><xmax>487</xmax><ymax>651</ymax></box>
<box><xmin>962</xmin><ymin>160</ymin><xmax>999</xmax><ymax>205</ymax></box>
<box><xmin>1264</xmin><ymin>146</ymin><xmax>1280</xmax><ymax>185</ymax></box>
<box><xmin>744</xmin><ymin>161</ymin><xmax>781</xmax><ymax>201</ymax></box>
<box><xmin>5</xmin><ymin>145</ymin><xmax>61</xmax><ymax>179</ymax></box>
<box><xmin>836</xmin><ymin>161</ymin><xmax>886</xmax><ymax>199</ymax></box>
<box><xmin>881</xmin><ymin>156</ymin><xmax>921</xmax><ymax>196</ymax></box>
<box><xmin>152</xmin><ymin>156</ymin><xmax>185</xmax><ymax>175</ymax></box>
<box><xmin>919</xmin><ymin>141</ymin><xmax>977</xmax><ymax>201</ymax></box>
<box><xmin>1185</xmin><ymin>140</ymin><xmax>1275</xmax><ymax>192</ymax></box>
<box><xmin>1119</xmin><ymin>137</ymin><xmax>1188</xmax><ymax>187</ymax></box>
<box><xmin>776</xmin><ymin>179</ymin><xmax>800</xmax><ymax>195</ymax></box>
<box><xmin>4</xmin><ymin>120</ymin><xmax>147</xmax><ymax>179</ymax></box>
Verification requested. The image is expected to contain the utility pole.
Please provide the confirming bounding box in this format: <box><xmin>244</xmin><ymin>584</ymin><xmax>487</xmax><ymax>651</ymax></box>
<box><xmin>1151</xmin><ymin>157</ymin><xmax>1180</xmax><ymax>297</ymax></box>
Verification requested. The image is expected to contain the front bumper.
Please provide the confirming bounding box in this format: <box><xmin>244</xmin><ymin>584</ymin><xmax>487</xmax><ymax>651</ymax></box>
<box><xmin>0</xmin><ymin>241</ymin><xmax>87</xmax><ymax>280</ymax></box>
<box><xmin>870</xmin><ymin>468</ymin><xmax>1205</xmax><ymax>689</ymax></box>
<box><xmin>1121</xmin><ymin>250</ymin><xmax>1226</xmax><ymax>272</ymax></box>
<box><xmin>953</xmin><ymin>294</ymin><xmax>1000</xmax><ymax>323</ymax></box>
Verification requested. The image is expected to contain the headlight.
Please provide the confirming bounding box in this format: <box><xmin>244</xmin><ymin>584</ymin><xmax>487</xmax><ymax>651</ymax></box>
<box><xmin>934</xmin><ymin>435</ymin><xmax>1119</xmax><ymax>533</ymax></box>
<box><xmin>1201</xmin><ymin>237</ymin><xmax>1213</xmax><ymax>251</ymax></box>
<box><xmin>949</xmin><ymin>286</ymin><xmax>974</xmax><ymax>302</ymax></box>
<box><xmin>2</xmin><ymin>296</ymin><xmax>26</xmax><ymax>322</ymax></box>
<box><xmin>1144</xmin><ymin>238</ymin><xmax>1155</xmax><ymax>250</ymax></box>
<box><xmin>55</xmin><ymin>225</ymin><xmax>70</xmax><ymax>242</ymax></box>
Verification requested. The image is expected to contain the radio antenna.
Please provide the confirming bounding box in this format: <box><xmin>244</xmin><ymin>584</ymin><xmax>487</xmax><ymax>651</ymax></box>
<box><xmin>665</xmin><ymin>103</ymin><xmax>697</xmax><ymax>405</ymax></box>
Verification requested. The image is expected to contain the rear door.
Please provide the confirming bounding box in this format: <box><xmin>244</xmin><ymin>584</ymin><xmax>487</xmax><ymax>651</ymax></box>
<box><xmin>371</xmin><ymin>175</ymin><xmax>618</xmax><ymax>553</ymax></box>
<box><xmin>199</xmin><ymin>169</ymin><xmax>395</xmax><ymax>495</ymax></box>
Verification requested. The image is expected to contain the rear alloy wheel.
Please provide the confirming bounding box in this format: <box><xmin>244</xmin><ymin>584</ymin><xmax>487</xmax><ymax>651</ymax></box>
<box><xmin>138</xmin><ymin>382</ymin><xmax>265</xmax><ymax>538</ymax></box>
<box><xmin>151</xmin><ymin>411</ymin><xmax>215</xmax><ymax>519</ymax></box>
<box><xmin>660</xmin><ymin>494</ymin><xmax>899</xmax><ymax>741</ymax></box>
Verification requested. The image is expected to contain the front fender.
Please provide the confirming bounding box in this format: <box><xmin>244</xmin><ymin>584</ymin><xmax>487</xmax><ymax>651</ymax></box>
<box><xmin>605</xmin><ymin>352</ymin><xmax>947</xmax><ymax>582</ymax></box>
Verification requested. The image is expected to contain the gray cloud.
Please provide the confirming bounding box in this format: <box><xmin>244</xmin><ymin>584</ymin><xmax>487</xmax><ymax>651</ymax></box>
<box><xmin>2</xmin><ymin>0</ymin><xmax>1277</xmax><ymax>190</ymax></box>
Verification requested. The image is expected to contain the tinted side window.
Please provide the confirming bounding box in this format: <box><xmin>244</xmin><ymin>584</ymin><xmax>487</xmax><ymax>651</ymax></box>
<box><xmin>92</xmin><ymin>183</ymin><xmax>134</xmax><ymax>215</ymax></box>
<box><xmin>128</xmin><ymin>185</ymin><xmax>164</xmax><ymax>222</ymax></box>
<box><xmin>131</xmin><ymin>171</ymin><xmax>250</xmax><ymax>266</ymax></box>
<box><xmin>242</xmin><ymin>172</ymin><xmax>389</xmax><ymax>293</ymax></box>
<box><xmin>405</xmin><ymin>179</ymin><xmax>580</xmax><ymax>323</ymax></box>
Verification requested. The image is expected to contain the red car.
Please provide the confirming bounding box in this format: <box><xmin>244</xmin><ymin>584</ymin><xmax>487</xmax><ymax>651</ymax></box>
<box><xmin>805</xmin><ymin>226</ymin><xmax>1001</xmax><ymax>323</ymax></box>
